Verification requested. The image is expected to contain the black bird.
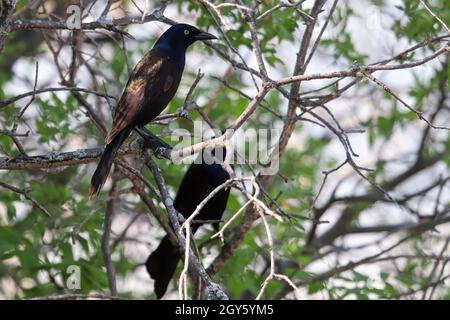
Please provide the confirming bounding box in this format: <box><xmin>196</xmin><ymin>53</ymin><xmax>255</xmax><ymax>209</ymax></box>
<box><xmin>89</xmin><ymin>24</ymin><xmax>217</xmax><ymax>198</ymax></box>
<box><xmin>146</xmin><ymin>149</ymin><xmax>230</xmax><ymax>299</ymax></box>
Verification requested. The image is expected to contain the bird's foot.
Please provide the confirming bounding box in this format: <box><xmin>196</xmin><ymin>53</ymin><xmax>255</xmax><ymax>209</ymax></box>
<box><xmin>179</xmin><ymin>109</ymin><xmax>192</xmax><ymax>122</ymax></box>
<box><xmin>135</xmin><ymin>128</ymin><xmax>172</xmax><ymax>159</ymax></box>
<box><xmin>153</xmin><ymin>146</ymin><xmax>169</xmax><ymax>159</ymax></box>
<box><xmin>144</xmin><ymin>137</ymin><xmax>171</xmax><ymax>159</ymax></box>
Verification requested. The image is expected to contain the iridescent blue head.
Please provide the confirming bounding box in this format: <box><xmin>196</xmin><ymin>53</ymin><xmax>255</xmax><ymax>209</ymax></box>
<box><xmin>154</xmin><ymin>23</ymin><xmax>217</xmax><ymax>53</ymax></box>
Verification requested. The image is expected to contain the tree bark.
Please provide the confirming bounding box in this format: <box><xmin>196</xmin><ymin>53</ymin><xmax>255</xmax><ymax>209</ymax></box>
<box><xmin>0</xmin><ymin>0</ymin><xmax>18</xmax><ymax>54</ymax></box>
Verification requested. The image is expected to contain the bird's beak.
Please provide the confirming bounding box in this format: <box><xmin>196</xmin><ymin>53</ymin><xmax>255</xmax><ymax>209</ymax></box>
<box><xmin>194</xmin><ymin>31</ymin><xmax>218</xmax><ymax>41</ymax></box>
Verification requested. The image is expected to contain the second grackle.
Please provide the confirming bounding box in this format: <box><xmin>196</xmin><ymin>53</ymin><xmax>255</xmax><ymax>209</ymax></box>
<box><xmin>146</xmin><ymin>148</ymin><xmax>230</xmax><ymax>299</ymax></box>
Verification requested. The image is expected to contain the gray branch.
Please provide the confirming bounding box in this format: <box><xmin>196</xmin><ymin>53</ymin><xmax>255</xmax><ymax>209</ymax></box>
<box><xmin>146</xmin><ymin>157</ymin><xmax>228</xmax><ymax>300</ymax></box>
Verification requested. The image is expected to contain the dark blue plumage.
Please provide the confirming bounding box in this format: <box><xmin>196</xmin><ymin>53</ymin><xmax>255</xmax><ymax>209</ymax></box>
<box><xmin>89</xmin><ymin>24</ymin><xmax>217</xmax><ymax>198</ymax></box>
<box><xmin>146</xmin><ymin>150</ymin><xmax>230</xmax><ymax>299</ymax></box>
<box><xmin>154</xmin><ymin>24</ymin><xmax>216</xmax><ymax>70</ymax></box>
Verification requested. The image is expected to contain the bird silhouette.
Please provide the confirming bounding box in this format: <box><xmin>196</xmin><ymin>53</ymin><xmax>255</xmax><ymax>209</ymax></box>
<box><xmin>146</xmin><ymin>148</ymin><xmax>230</xmax><ymax>298</ymax></box>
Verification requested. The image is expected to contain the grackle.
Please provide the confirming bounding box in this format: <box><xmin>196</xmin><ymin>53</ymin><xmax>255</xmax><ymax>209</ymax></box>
<box><xmin>89</xmin><ymin>24</ymin><xmax>217</xmax><ymax>198</ymax></box>
<box><xmin>146</xmin><ymin>148</ymin><xmax>230</xmax><ymax>299</ymax></box>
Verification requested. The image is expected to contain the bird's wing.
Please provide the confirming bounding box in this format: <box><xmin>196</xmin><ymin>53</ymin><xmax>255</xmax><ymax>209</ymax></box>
<box><xmin>105</xmin><ymin>50</ymin><xmax>173</xmax><ymax>144</ymax></box>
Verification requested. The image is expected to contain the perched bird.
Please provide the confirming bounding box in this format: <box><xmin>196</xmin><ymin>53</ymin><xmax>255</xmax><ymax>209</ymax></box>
<box><xmin>89</xmin><ymin>24</ymin><xmax>217</xmax><ymax>198</ymax></box>
<box><xmin>146</xmin><ymin>148</ymin><xmax>230</xmax><ymax>299</ymax></box>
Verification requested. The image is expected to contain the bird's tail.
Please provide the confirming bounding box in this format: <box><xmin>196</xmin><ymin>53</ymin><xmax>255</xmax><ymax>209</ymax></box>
<box><xmin>145</xmin><ymin>235</ymin><xmax>180</xmax><ymax>299</ymax></box>
<box><xmin>89</xmin><ymin>126</ymin><xmax>132</xmax><ymax>199</ymax></box>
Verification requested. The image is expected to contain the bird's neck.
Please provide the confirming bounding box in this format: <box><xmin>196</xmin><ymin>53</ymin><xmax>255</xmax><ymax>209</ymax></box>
<box><xmin>154</xmin><ymin>44</ymin><xmax>186</xmax><ymax>71</ymax></box>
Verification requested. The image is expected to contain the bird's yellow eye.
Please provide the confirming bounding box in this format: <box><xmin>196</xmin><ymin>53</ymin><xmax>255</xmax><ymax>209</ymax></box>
<box><xmin>184</xmin><ymin>30</ymin><xmax>189</xmax><ymax>35</ymax></box>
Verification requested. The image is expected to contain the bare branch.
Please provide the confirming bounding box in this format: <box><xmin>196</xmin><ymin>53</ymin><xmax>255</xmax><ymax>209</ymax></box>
<box><xmin>0</xmin><ymin>180</ymin><xmax>51</xmax><ymax>216</ymax></box>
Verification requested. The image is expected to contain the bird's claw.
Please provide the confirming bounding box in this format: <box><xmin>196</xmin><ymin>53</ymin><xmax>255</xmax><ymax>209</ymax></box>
<box><xmin>179</xmin><ymin>109</ymin><xmax>192</xmax><ymax>122</ymax></box>
<box><xmin>154</xmin><ymin>146</ymin><xmax>167</xmax><ymax>159</ymax></box>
